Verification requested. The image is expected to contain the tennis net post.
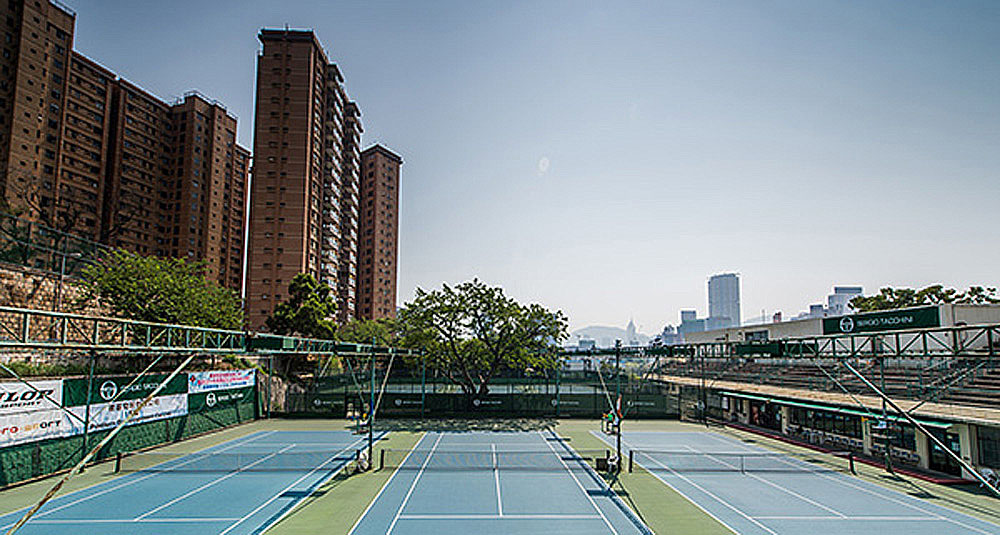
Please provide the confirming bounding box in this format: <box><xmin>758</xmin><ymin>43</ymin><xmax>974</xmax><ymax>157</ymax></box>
<box><xmin>628</xmin><ymin>449</ymin><xmax>634</xmax><ymax>473</ymax></box>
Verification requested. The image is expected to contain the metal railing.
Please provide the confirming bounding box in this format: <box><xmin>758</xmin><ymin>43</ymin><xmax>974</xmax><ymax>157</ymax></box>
<box><xmin>0</xmin><ymin>306</ymin><xmax>421</xmax><ymax>356</ymax></box>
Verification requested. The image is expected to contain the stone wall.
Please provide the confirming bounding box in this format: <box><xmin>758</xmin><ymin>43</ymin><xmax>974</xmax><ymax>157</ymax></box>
<box><xmin>0</xmin><ymin>261</ymin><xmax>104</xmax><ymax>315</ymax></box>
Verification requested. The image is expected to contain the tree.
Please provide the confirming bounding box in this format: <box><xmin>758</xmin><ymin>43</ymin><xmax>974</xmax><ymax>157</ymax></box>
<box><xmin>76</xmin><ymin>250</ymin><xmax>243</xmax><ymax>329</ymax></box>
<box><xmin>265</xmin><ymin>273</ymin><xmax>337</xmax><ymax>339</ymax></box>
<box><xmin>336</xmin><ymin>317</ymin><xmax>398</xmax><ymax>344</ymax></box>
<box><xmin>397</xmin><ymin>279</ymin><xmax>568</xmax><ymax>396</ymax></box>
<box><xmin>850</xmin><ymin>285</ymin><xmax>1000</xmax><ymax>312</ymax></box>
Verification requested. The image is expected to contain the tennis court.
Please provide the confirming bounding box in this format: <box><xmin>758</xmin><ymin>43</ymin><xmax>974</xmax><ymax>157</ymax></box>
<box><xmin>349</xmin><ymin>429</ymin><xmax>652</xmax><ymax>535</ymax></box>
<box><xmin>0</xmin><ymin>429</ymin><xmax>370</xmax><ymax>535</ymax></box>
<box><xmin>604</xmin><ymin>430</ymin><xmax>1000</xmax><ymax>535</ymax></box>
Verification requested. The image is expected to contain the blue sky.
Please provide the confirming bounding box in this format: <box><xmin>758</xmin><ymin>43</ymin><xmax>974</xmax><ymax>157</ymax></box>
<box><xmin>70</xmin><ymin>0</ymin><xmax>1000</xmax><ymax>332</ymax></box>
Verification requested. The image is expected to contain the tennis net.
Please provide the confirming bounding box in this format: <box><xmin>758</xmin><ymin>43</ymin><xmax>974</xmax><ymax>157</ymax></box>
<box><xmin>114</xmin><ymin>449</ymin><xmax>360</xmax><ymax>473</ymax></box>
<box><xmin>376</xmin><ymin>448</ymin><xmax>617</xmax><ymax>472</ymax></box>
<box><xmin>628</xmin><ymin>449</ymin><xmax>855</xmax><ymax>474</ymax></box>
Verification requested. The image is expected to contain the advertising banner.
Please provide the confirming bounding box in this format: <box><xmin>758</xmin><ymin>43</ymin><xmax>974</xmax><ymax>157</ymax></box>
<box><xmin>189</xmin><ymin>387</ymin><xmax>254</xmax><ymax>412</ymax></box>
<box><xmin>0</xmin><ymin>408</ymin><xmax>74</xmax><ymax>447</ymax></box>
<box><xmin>68</xmin><ymin>393</ymin><xmax>187</xmax><ymax>433</ymax></box>
<box><xmin>0</xmin><ymin>380</ymin><xmax>63</xmax><ymax>415</ymax></box>
<box><xmin>822</xmin><ymin>306</ymin><xmax>940</xmax><ymax>335</ymax></box>
<box><xmin>63</xmin><ymin>373</ymin><xmax>187</xmax><ymax>407</ymax></box>
<box><xmin>188</xmin><ymin>370</ymin><xmax>255</xmax><ymax>394</ymax></box>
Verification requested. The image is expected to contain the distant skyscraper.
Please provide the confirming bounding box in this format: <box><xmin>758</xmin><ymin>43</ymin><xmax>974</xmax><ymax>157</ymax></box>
<box><xmin>827</xmin><ymin>286</ymin><xmax>863</xmax><ymax>316</ymax></box>
<box><xmin>625</xmin><ymin>318</ymin><xmax>638</xmax><ymax>345</ymax></box>
<box><xmin>708</xmin><ymin>273</ymin><xmax>741</xmax><ymax>327</ymax></box>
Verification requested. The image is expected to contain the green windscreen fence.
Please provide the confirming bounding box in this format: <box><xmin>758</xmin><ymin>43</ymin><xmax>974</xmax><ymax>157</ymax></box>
<box><xmin>0</xmin><ymin>370</ymin><xmax>259</xmax><ymax>487</ymax></box>
<box><xmin>286</xmin><ymin>385</ymin><xmax>679</xmax><ymax>419</ymax></box>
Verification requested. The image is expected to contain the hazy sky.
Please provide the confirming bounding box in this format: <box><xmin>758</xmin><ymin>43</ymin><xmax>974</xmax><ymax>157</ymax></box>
<box><xmin>69</xmin><ymin>0</ymin><xmax>1000</xmax><ymax>333</ymax></box>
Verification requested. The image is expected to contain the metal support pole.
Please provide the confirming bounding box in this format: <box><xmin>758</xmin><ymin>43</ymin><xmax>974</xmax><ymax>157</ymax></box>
<box><xmin>267</xmin><ymin>356</ymin><xmax>273</xmax><ymax>419</ymax></box>
<box><xmin>56</xmin><ymin>252</ymin><xmax>66</xmax><ymax>312</ymax></box>
<box><xmin>615</xmin><ymin>340</ymin><xmax>622</xmax><ymax>469</ymax></box>
<box><xmin>81</xmin><ymin>351</ymin><xmax>96</xmax><ymax>470</ymax></box>
<box><xmin>555</xmin><ymin>356</ymin><xmax>561</xmax><ymax>418</ymax></box>
<box><xmin>421</xmin><ymin>352</ymin><xmax>426</xmax><ymax>419</ymax></box>
<box><xmin>841</xmin><ymin>361</ymin><xmax>1000</xmax><ymax>498</ymax></box>
<box><xmin>879</xmin><ymin>353</ymin><xmax>893</xmax><ymax>474</ymax></box>
<box><xmin>369</xmin><ymin>338</ymin><xmax>376</xmax><ymax>466</ymax></box>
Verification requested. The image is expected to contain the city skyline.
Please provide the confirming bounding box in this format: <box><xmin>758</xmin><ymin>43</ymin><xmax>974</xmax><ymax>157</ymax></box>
<box><xmin>61</xmin><ymin>1</ymin><xmax>1000</xmax><ymax>331</ymax></box>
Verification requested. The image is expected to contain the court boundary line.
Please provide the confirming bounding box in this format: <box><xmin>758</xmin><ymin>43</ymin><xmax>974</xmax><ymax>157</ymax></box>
<box><xmin>397</xmin><ymin>514</ymin><xmax>604</xmax><ymax>520</ymax></box>
<box><xmin>751</xmin><ymin>515</ymin><xmax>941</xmax><ymax>521</ymax></box>
<box><xmin>539</xmin><ymin>429</ymin><xmax>620</xmax><ymax>535</ymax></box>
<box><xmin>26</xmin><ymin>517</ymin><xmax>242</xmax><ymax>524</ymax></box>
<box><xmin>0</xmin><ymin>430</ymin><xmax>276</xmax><ymax>529</ymax></box>
<box><xmin>548</xmin><ymin>428</ymin><xmax>654</xmax><ymax>535</ymax></box>
<box><xmin>677</xmin><ymin>444</ymin><xmax>847</xmax><ymax>518</ymax></box>
<box><xmin>704</xmin><ymin>432</ymin><xmax>999</xmax><ymax>535</ymax></box>
<box><xmin>218</xmin><ymin>434</ymin><xmax>371</xmax><ymax>535</ymax></box>
<box><xmin>491</xmin><ymin>443</ymin><xmax>503</xmax><ymax>516</ymax></box>
<box><xmin>590</xmin><ymin>430</ymin><xmax>748</xmax><ymax>535</ymax></box>
<box><xmin>227</xmin><ymin>431</ymin><xmax>376</xmax><ymax>535</ymax></box>
<box><xmin>346</xmin><ymin>432</ymin><xmax>427</xmax><ymax>535</ymax></box>
<box><xmin>385</xmin><ymin>432</ymin><xmax>443</xmax><ymax>535</ymax></box>
<box><xmin>133</xmin><ymin>443</ymin><xmax>298</xmax><ymax>521</ymax></box>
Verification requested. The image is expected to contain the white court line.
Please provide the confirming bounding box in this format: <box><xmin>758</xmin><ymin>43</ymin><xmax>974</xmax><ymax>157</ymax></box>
<box><xmin>752</xmin><ymin>515</ymin><xmax>939</xmax><ymax>521</ymax></box>
<box><xmin>539</xmin><ymin>430</ymin><xmax>620</xmax><ymax>535</ymax></box>
<box><xmin>29</xmin><ymin>517</ymin><xmax>240</xmax><ymax>524</ymax></box>
<box><xmin>703</xmin><ymin>432</ymin><xmax>998</xmax><ymax>535</ymax></box>
<box><xmin>134</xmin><ymin>443</ymin><xmax>297</xmax><ymax>520</ymax></box>
<box><xmin>492</xmin><ymin>443</ymin><xmax>503</xmax><ymax>516</ymax></box>
<box><xmin>591</xmin><ymin>431</ymin><xmax>761</xmax><ymax>535</ymax></box>
<box><xmin>0</xmin><ymin>430</ymin><xmax>276</xmax><ymax>530</ymax></box>
<box><xmin>216</xmin><ymin>435</ymin><xmax>369</xmax><ymax>535</ymax></box>
<box><xmin>679</xmin><ymin>444</ymin><xmax>847</xmax><ymax>518</ymax></box>
<box><xmin>347</xmin><ymin>432</ymin><xmax>427</xmax><ymax>535</ymax></box>
<box><xmin>398</xmin><ymin>514</ymin><xmax>603</xmax><ymax>519</ymax></box>
<box><xmin>385</xmin><ymin>433</ymin><xmax>443</xmax><ymax>535</ymax></box>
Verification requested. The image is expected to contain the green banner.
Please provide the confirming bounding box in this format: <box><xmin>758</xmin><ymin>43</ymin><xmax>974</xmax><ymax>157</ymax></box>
<box><xmin>64</xmin><ymin>373</ymin><xmax>188</xmax><ymax>407</ymax></box>
<box><xmin>189</xmin><ymin>386</ymin><xmax>254</xmax><ymax>413</ymax></box>
<box><xmin>822</xmin><ymin>306</ymin><xmax>940</xmax><ymax>335</ymax></box>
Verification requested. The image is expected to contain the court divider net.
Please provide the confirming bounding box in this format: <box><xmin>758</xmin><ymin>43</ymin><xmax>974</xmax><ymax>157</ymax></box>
<box><xmin>375</xmin><ymin>448</ymin><xmax>618</xmax><ymax>471</ymax></box>
<box><xmin>627</xmin><ymin>449</ymin><xmax>855</xmax><ymax>474</ymax></box>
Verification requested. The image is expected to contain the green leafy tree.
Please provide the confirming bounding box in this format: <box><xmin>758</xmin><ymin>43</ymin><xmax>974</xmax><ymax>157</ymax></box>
<box><xmin>265</xmin><ymin>273</ymin><xmax>337</xmax><ymax>339</ymax></box>
<box><xmin>336</xmin><ymin>317</ymin><xmax>398</xmax><ymax>344</ymax></box>
<box><xmin>850</xmin><ymin>285</ymin><xmax>1000</xmax><ymax>312</ymax></box>
<box><xmin>76</xmin><ymin>250</ymin><xmax>243</xmax><ymax>329</ymax></box>
<box><xmin>397</xmin><ymin>279</ymin><xmax>568</xmax><ymax>396</ymax></box>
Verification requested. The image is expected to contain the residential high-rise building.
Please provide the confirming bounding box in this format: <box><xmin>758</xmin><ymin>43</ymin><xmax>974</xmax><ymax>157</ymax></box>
<box><xmin>357</xmin><ymin>144</ymin><xmax>400</xmax><ymax>320</ymax></box>
<box><xmin>247</xmin><ymin>29</ymin><xmax>361</xmax><ymax>329</ymax></box>
<box><xmin>0</xmin><ymin>0</ymin><xmax>77</xmax><ymax>229</ymax></box>
<box><xmin>0</xmin><ymin>1</ymin><xmax>249</xmax><ymax>292</ymax></box>
<box><xmin>708</xmin><ymin>273</ymin><xmax>741</xmax><ymax>327</ymax></box>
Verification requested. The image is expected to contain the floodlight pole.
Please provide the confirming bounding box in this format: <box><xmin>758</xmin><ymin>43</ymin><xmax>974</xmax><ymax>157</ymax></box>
<box><xmin>615</xmin><ymin>339</ymin><xmax>622</xmax><ymax>469</ymax></box>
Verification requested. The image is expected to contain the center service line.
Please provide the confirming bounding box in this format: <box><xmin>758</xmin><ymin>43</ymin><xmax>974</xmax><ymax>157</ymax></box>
<box><xmin>492</xmin><ymin>443</ymin><xmax>503</xmax><ymax>517</ymax></box>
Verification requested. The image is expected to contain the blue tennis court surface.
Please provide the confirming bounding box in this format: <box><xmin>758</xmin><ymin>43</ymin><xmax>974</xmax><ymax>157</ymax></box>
<box><xmin>600</xmin><ymin>430</ymin><xmax>1000</xmax><ymax>535</ymax></box>
<box><xmin>350</xmin><ymin>430</ymin><xmax>651</xmax><ymax>535</ymax></box>
<box><xmin>0</xmin><ymin>430</ymin><xmax>369</xmax><ymax>535</ymax></box>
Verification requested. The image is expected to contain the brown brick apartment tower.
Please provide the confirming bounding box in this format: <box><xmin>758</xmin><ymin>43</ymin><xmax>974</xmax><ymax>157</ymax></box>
<box><xmin>357</xmin><ymin>144</ymin><xmax>400</xmax><ymax>320</ymax></box>
<box><xmin>0</xmin><ymin>0</ymin><xmax>78</xmax><ymax>231</ymax></box>
<box><xmin>247</xmin><ymin>29</ymin><xmax>361</xmax><ymax>329</ymax></box>
<box><xmin>0</xmin><ymin>1</ymin><xmax>249</xmax><ymax>292</ymax></box>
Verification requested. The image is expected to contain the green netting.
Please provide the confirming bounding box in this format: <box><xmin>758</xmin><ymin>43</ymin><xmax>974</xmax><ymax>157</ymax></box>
<box><xmin>285</xmin><ymin>390</ymin><xmax>678</xmax><ymax>419</ymax></box>
<box><xmin>0</xmin><ymin>385</ymin><xmax>257</xmax><ymax>487</ymax></box>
